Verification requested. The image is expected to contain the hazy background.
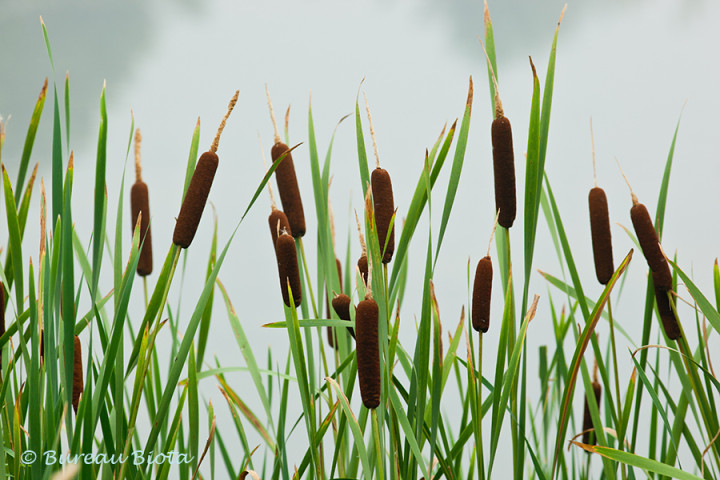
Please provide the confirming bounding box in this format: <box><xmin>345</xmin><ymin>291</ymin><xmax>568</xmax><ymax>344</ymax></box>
<box><xmin>2</xmin><ymin>0</ymin><xmax>719</xmax><ymax>476</ymax></box>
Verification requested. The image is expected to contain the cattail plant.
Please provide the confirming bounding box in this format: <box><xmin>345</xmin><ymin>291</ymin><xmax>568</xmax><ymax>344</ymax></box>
<box><xmin>267</xmin><ymin>85</ymin><xmax>306</xmax><ymax>237</ymax></box>
<box><xmin>72</xmin><ymin>335</ymin><xmax>83</xmax><ymax>413</ymax></box>
<box><xmin>481</xmin><ymin>39</ymin><xmax>516</xmax><ymax>229</ymax></box>
<box><xmin>587</xmin><ymin>121</ymin><xmax>614</xmax><ymax>285</ymax></box>
<box><xmin>582</xmin><ymin>363</ymin><xmax>602</xmax><ymax>446</ymax></box>
<box><xmin>630</xmin><ymin>202</ymin><xmax>672</xmax><ymax>291</ymax></box>
<box><xmin>276</xmin><ymin>230</ymin><xmax>302</xmax><ymax>307</ymax></box>
<box><xmin>356</xmin><ymin>261</ymin><xmax>380</xmax><ymax>409</ymax></box>
<box><xmin>40</xmin><ymin>329</ymin><xmax>45</xmax><ymax>364</ymax></box>
<box><xmin>365</xmin><ymin>94</ymin><xmax>396</xmax><ymax>263</ymax></box>
<box><xmin>472</xmin><ymin>215</ymin><xmax>498</xmax><ymax>333</ymax></box>
<box><xmin>173</xmin><ymin>90</ymin><xmax>239</xmax><ymax>248</ymax></box>
<box><xmin>618</xmin><ymin>159</ymin><xmax>679</xmax><ymax>339</ymax></box>
<box><xmin>259</xmin><ymin>133</ymin><xmax>293</xmax><ymax>248</ymax></box>
<box><xmin>131</xmin><ymin>128</ymin><xmax>153</xmax><ymax>276</ymax></box>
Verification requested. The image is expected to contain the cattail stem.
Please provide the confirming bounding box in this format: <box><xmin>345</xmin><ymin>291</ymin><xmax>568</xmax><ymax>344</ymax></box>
<box><xmin>590</xmin><ymin>118</ymin><xmax>597</xmax><ymax>188</ymax></box>
<box><xmin>258</xmin><ymin>132</ymin><xmax>278</xmax><ymax>209</ymax></box>
<box><xmin>134</xmin><ymin>129</ymin><xmax>142</xmax><ymax>182</ymax></box>
<box><xmin>265</xmin><ymin>84</ymin><xmax>281</xmax><ymax>144</ymax></box>
<box><xmin>297</xmin><ymin>238</ymin><xmax>318</xmax><ymax>317</ymax></box>
<box><xmin>364</xmin><ymin>93</ymin><xmax>381</xmax><ymax>169</ymax></box>
<box><xmin>607</xmin><ymin>298</ymin><xmax>625</xmax><ymax>453</ymax></box>
<box><xmin>284</xmin><ymin>105</ymin><xmax>291</xmax><ymax>143</ymax></box>
<box><xmin>616</xmin><ymin>157</ymin><xmax>639</xmax><ymax>206</ymax></box>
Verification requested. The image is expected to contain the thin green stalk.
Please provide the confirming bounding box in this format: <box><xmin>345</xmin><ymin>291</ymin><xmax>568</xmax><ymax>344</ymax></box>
<box><xmin>372</xmin><ymin>409</ymin><xmax>385</xmax><ymax>480</ymax></box>
<box><xmin>607</xmin><ymin>298</ymin><xmax>627</xmax><ymax>480</ymax></box>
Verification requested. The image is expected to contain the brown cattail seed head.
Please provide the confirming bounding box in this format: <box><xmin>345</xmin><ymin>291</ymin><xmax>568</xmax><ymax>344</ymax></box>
<box><xmin>269</xmin><ymin>208</ymin><xmax>292</xmax><ymax>252</ymax></box>
<box><xmin>582</xmin><ymin>379</ymin><xmax>602</xmax><ymax>446</ymax></box>
<box><xmin>276</xmin><ymin>232</ymin><xmax>302</xmax><ymax>307</ymax></box>
<box><xmin>491</xmin><ymin>115</ymin><xmax>516</xmax><ymax>228</ymax></box>
<box><xmin>471</xmin><ymin>256</ymin><xmax>493</xmax><ymax>333</ymax></box>
<box><xmin>131</xmin><ymin>180</ymin><xmax>153</xmax><ymax>276</ymax></box>
<box><xmin>654</xmin><ymin>286</ymin><xmax>681</xmax><ymax>340</ymax></box>
<box><xmin>630</xmin><ymin>203</ymin><xmax>672</xmax><ymax>291</ymax></box>
<box><xmin>588</xmin><ymin>187</ymin><xmax>614</xmax><ymax>285</ymax></box>
<box><xmin>357</xmin><ymin>255</ymin><xmax>369</xmax><ymax>287</ymax></box>
<box><xmin>173</xmin><ymin>151</ymin><xmax>219</xmax><ymax>248</ymax></box>
<box><xmin>272</xmin><ymin>142</ymin><xmax>306</xmax><ymax>237</ymax></box>
<box><xmin>356</xmin><ymin>297</ymin><xmax>380</xmax><ymax>409</ymax></box>
<box><xmin>332</xmin><ymin>292</ymin><xmax>356</xmax><ymax>339</ymax></box>
<box><xmin>72</xmin><ymin>335</ymin><xmax>83</xmax><ymax>413</ymax></box>
<box><xmin>371</xmin><ymin>167</ymin><xmax>395</xmax><ymax>263</ymax></box>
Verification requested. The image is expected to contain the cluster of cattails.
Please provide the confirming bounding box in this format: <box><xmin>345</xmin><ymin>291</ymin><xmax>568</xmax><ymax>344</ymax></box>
<box><xmin>265</xmin><ymin>89</ymin><xmax>304</xmax><ymax>308</ymax></box>
<box><xmin>615</xmin><ymin>161</ymin><xmax>680</xmax><ymax>339</ymax></box>
<box><xmin>630</xmin><ymin>198</ymin><xmax>680</xmax><ymax>339</ymax></box>
<box><xmin>72</xmin><ymin>335</ymin><xmax>83</xmax><ymax>413</ymax></box>
<box><xmin>267</xmin><ymin>86</ymin><xmax>306</xmax><ymax>239</ymax></box>
<box><xmin>131</xmin><ymin>129</ymin><xmax>153</xmax><ymax>276</ymax></box>
<box><xmin>581</xmin><ymin>364</ymin><xmax>602</xmax><ymax>446</ymax></box>
<box><xmin>173</xmin><ymin>91</ymin><xmax>239</xmax><ymax>249</ymax></box>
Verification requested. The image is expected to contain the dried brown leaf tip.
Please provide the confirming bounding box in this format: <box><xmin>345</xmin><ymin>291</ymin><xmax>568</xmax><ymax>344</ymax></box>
<box><xmin>72</xmin><ymin>335</ymin><xmax>83</xmax><ymax>414</ymax></box>
<box><xmin>276</xmin><ymin>231</ymin><xmax>302</xmax><ymax>308</ymax></box>
<box><xmin>131</xmin><ymin>129</ymin><xmax>153</xmax><ymax>276</ymax></box>
<box><xmin>173</xmin><ymin>91</ymin><xmax>238</xmax><ymax>249</ymax></box>
<box><xmin>356</xmin><ymin>294</ymin><xmax>380</xmax><ymax>409</ymax></box>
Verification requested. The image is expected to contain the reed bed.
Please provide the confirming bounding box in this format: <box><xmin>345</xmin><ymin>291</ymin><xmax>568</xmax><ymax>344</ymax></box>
<box><xmin>1</xmin><ymin>8</ymin><xmax>717</xmax><ymax>480</ymax></box>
